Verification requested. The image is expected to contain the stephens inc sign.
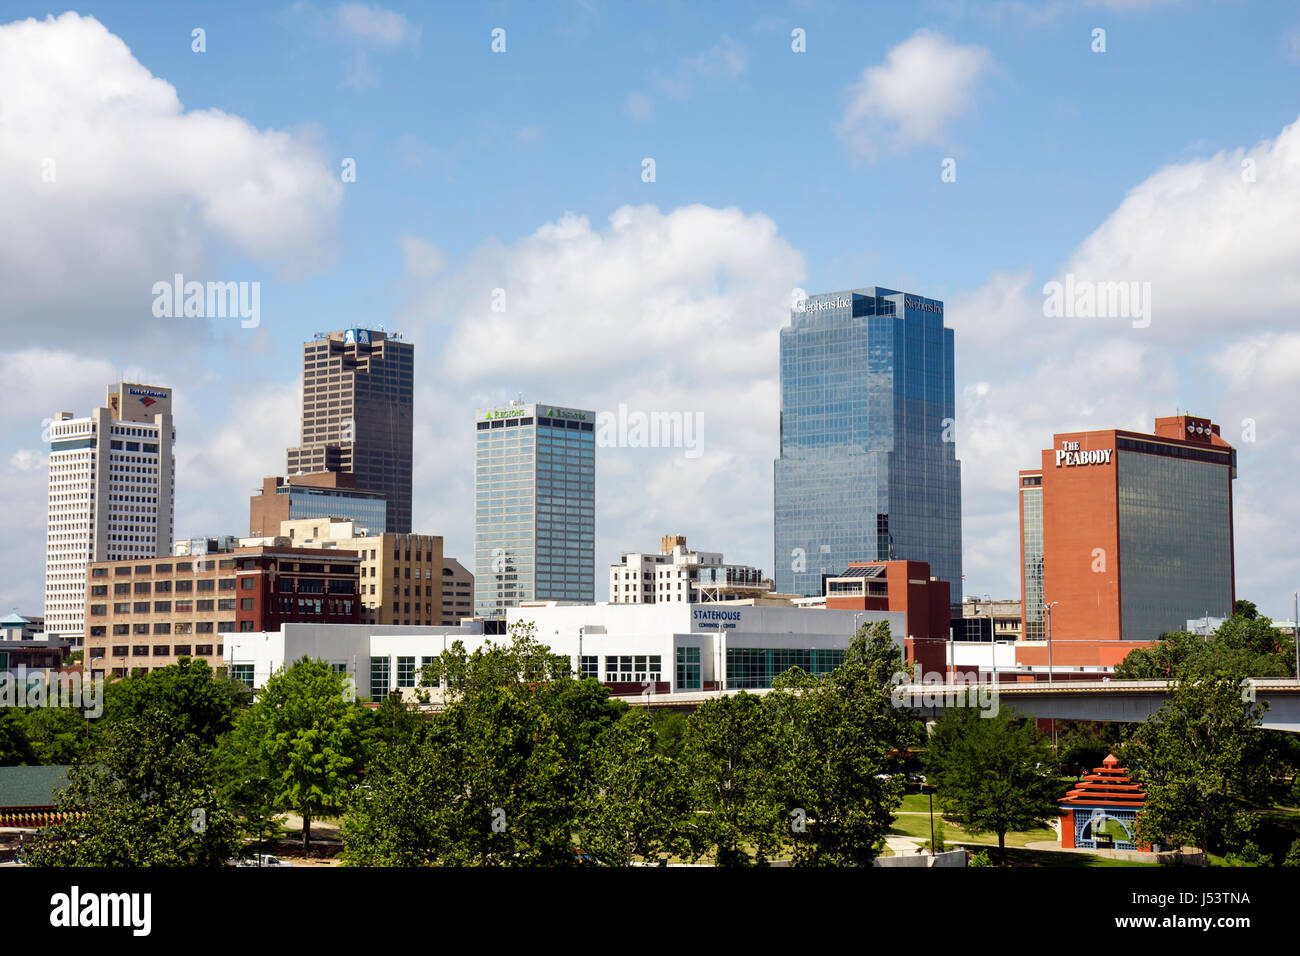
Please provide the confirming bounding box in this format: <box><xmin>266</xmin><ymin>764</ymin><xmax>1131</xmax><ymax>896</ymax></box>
<box><xmin>1055</xmin><ymin>440</ymin><xmax>1113</xmax><ymax>467</ymax></box>
<box><xmin>692</xmin><ymin>608</ymin><xmax>742</xmax><ymax>630</ymax></box>
<box><xmin>904</xmin><ymin>296</ymin><xmax>943</xmax><ymax>314</ymax></box>
<box><xmin>796</xmin><ymin>296</ymin><xmax>850</xmax><ymax>313</ymax></box>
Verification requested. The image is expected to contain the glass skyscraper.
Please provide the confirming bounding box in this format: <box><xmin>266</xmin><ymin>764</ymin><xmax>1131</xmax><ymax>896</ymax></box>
<box><xmin>774</xmin><ymin>287</ymin><xmax>962</xmax><ymax>598</ymax></box>
<box><xmin>474</xmin><ymin>402</ymin><xmax>595</xmax><ymax>619</ymax></box>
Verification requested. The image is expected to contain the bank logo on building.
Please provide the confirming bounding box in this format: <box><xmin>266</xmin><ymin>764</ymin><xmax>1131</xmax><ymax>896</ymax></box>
<box><xmin>547</xmin><ymin>407</ymin><xmax>588</xmax><ymax>421</ymax></box>
<box><xmin>127</xmin><ymin>388</ymin><xmax>168</xmax><ymax>408</ymax></box>
<box><xmin>343</xmin><ymin>329</ymin><xmax>371</xmax><ymax>346</ymax></box>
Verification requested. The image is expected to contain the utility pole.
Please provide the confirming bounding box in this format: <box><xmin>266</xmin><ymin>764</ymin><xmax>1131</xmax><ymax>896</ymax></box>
<box><xmin>1044</xmin><ymin>601</ymin><xmax>1059</xmax><ymax>683</ymax></box>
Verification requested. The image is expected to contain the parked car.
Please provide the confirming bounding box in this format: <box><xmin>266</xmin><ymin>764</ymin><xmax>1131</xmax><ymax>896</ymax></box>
<box><xmin>232</xmin><ymin>854</ymin><xmax>293</xmax><ymax>867</ymax></box>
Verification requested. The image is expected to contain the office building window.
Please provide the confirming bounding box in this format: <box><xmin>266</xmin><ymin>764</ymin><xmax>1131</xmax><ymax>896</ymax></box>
<box><xmin>369</xmin><ymin>656</ymin><xmax>390</xmax><ymax>701</ymax></box>
<box><xmin>676</xmin><ymin>647</ymin><xmax>701</xmax><ymax>690</ymax></box>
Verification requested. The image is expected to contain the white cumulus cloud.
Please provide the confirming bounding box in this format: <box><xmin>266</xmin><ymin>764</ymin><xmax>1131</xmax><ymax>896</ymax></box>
<box><xmin>838</xmin><ymin>30</ymin><xmax>992</xmax><ymax>159</ymax></box>
<box><xmin>0</xmin><ymin>12</ymin><xmax>343</xmax><ymax>349</ymax></box>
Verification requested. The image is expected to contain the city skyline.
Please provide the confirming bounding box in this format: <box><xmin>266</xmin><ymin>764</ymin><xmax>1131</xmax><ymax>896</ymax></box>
<box><xmin>5</xmin><ymin>3</ymin><xmax>1300</xmax><ymax>622</ymax></box>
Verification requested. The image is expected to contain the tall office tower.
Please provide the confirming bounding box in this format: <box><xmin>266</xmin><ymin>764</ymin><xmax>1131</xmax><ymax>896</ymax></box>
<box><xmin>286</xmin><ymin>328</ymin><xmax>414</xmax><ymax>533</ymax></box>
<box><xmin>774</xmin><ymin>287</ymin><xmax>962</xmax><ymax>598</ymax></box>
<box><xmin>1019</xmin><ymin>414</ymin><xmax>1236</xmax><ymax>645</ymax></box>
<box><xmin>474</xmin><ymin>401</ymin><xmax>595</xmax><ymax>619</ymax></box>
<box><xmin>45</xmin><ymin>383</ymin><xmax>176</xmax><ymax>645</ymax></box>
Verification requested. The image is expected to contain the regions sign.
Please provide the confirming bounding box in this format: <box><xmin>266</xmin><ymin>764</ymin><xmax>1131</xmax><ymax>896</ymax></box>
<box><xmin>483</xmin><ymin>407</ymin><xmax>527</xmax><ymax>421</ymax></box>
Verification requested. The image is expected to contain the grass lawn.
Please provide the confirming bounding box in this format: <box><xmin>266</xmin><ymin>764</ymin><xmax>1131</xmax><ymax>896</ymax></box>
<box><xmin>888</xmin><ymin>811</ymin><xmax>1057</xmax><ymax>848</ymax></box>
<box><xmin>957</xmin><ymin>844</ymin><xmax>1157</xmax><ymax>867</ymax></box>
<box><xmin>898</xmin><ymin>793</ymin><xmax>937</xmax><ymax>812</ymax></box>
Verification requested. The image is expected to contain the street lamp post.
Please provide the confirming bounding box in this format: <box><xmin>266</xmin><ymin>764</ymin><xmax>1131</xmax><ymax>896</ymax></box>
<box><xmin>1044</xmin><ymin>601</ymin><xmax>1060</xmax><ymax>684</ymax></box>
<box><xmin>1044</xmin><ymin>600</ymin><xmax>1061</xmax><ymax>749</ymax></box>
<box><xmin>983</xmin><ymin>593</ymin><xmax>994</xmax><ymax>685</ymax></box>
<box><xmin>1293</xmin><ymin>592</ymin><xmax>1298</xmax><ymax>683</ymax></box>
<box><xmin>925</xmin><ymin>783</ymin><xmax>935</xmax><ymax>853</ymax></box>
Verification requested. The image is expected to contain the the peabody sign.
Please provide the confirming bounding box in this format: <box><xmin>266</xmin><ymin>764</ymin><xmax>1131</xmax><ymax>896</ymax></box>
<box><xmin>904</xmin><ymin>296</ymin><xmax>943</xmax><ymax>314</ymax></box>
<box><xmin>1056</xmin><ymin>440</ymin><xmax>1113</xmax><ymax>467</ymax></box>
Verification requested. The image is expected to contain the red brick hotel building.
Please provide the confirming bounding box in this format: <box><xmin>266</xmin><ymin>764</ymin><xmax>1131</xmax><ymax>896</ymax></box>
<box><xmin>1019</xmin><ymin>414</ymin><xmax>1235</xmax><ymax>671</ymax></box>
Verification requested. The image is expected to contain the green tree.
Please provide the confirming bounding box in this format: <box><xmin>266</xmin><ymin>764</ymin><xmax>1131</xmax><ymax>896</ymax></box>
<box><xmin>1283</xmin><ymin>838</ymin><xmax>1300</xmax><ymax>867</ymax></box>
<box><xmin>28</xmin><ymin>714</ymin><xmax>240</xmax><ymax>866</ymax></box>
<box><xmin>440</xmin><ymin>685</ymin><xmax>577</xmax><ymax>865</ymax></box>
<box><xmin>344</xmin><ymin>624</ymin><xmax>625</xmax><ymax>866</ymax></box>
<box><xmin>0</xmin><ymin>711</ymin><xmax>35</xmax><ymax>765</ymax></box>
<box><xmin>768</xmin><ymin>621</ymin><xmax>915</xmax><ymax>866</ymax></box>
<box><xmin>419</xmin><ymin>621</ymin><xmax>570</xmax><ymax>701</ymax></box>
<box><xmin>214</xmin><ymin>711</ymin><xmax>285</xmax><ymax>857</ymax></box>
<box><xmin>924</xmin><ymin>705</ymin><xmax>1060</xmax><ymax>863</ymax></box>
<box><xmin>682</xmin><ymin>692</ymin><xmax>785</xmax><ymax>866</ymax></box>
<box><xmin>1234</xmin><ymin>599</ymin><xmax>1258</xmax><ymax>620</ymax></box>
<box><xmin>1122</xmin><ymin>674</ymin><xmax>1274</xmax><ymax>854</ymax></box>
<box><xmin>19</xmin><ymin>705</ymin><xmax>95</xmax><ymax>765</ymax></box>
<box><xmin>242</xmin><ymin>657</ymin><xmax>370</xmax><ymax>851</ymax></box>
<box><xmin>339</xmin><ymin>724</ymin><xmax>463</xmax><ymax>866</ymax></box>
<box><xmin>650</xmin><ymin>708</ymin><xmax>688</xmax><ymax>759</ymax></box>
<box><xmin>103</xmin><ymin>657</ymin><xmax>239</xmax><ymax>746</ymax></box>
<box><xmin>575</xmin><ymin>711</ymin><xmax>694</xmax><ymax>865</ymax></box>
<box><xmin>1056</xmin><ymin>721</ymin><xmax>1118</xmax><ymax>779</ymax></box>
<box><xmin>1115</xmin><ymin>613</ymin><xmax>1296</xmax><ymax>681</ymax></box>
<box><xmin>369</xmin><ymin>690</ymin><xmax>429</xmax><ymax>755</ymax></box>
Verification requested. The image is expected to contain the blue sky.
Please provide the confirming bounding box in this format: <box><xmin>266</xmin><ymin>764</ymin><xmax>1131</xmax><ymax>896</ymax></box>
<box><xmin>4</xmin><ymin>0</ymin><xmax>1300</xmax><ymax>620</ymax></box>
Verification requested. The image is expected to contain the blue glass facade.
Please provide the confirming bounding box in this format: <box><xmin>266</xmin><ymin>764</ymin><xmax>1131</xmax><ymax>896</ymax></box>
<box><xmin>474</xmin><ymin>404</ymin><xmax>595</xmax><ymax>619</ymax></box>
<box><xmin>774</xmin><ymin>287</ymin><xmax>962</xmax><ymax>597</ymax></box>
<box><xmin>283</xmin><ymin>485</ymin><xmax>387</xmax><ymax>534</ymax></box>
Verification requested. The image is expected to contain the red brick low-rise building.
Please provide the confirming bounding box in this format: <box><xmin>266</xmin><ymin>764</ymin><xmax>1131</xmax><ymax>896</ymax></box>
<box><xmin>84</xmin><ymin>544</ymin><xmax>360</xmax><ymax>675</ymax></box>
<box><xmin>824</xmin><ymin>560</ymin><xmax>951</xmax><ymax>675</ymax></box>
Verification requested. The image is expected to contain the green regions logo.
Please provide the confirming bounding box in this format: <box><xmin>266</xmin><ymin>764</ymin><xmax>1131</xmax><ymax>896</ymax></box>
<box><xmin>483</xmin><ymin>408</ymin><xmax>526</xmax><ymax>421</ymax></box>
<box><xmin>546</xmin><ymin>408</ymin><xmax>587</xmax><ymax>420</ymax></box>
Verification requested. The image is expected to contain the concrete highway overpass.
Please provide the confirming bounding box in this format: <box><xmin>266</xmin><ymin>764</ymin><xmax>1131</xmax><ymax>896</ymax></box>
<box><xmin>619</xmin><ymin>679</ymin><xmax>1300</xmax><ymax>733</ymax></box>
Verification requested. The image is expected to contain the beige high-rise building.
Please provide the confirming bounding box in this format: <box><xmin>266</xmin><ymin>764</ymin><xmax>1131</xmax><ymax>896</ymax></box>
<box><xmin>245</xmin><ymin>517</ymin><xmax>442</xmax><ymax>626</ymax></box>
<box><xmin>441</xmin><ymin>557</ymin><xmax>474</xmax><ymax>625</ymax></box>
<box><xmin>45</xmin><ymin>383</ymin><xmax>176</xmax><ymax>645</ymax></box>
<box><xmin>286</xmin><ymin>329</ymin><xmax>414</xmax><ymax>533</ymax></box>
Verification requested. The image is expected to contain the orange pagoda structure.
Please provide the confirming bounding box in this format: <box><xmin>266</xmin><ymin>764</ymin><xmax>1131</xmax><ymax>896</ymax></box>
<box><xmin>1059</xmin><ymin>754</ymin><xmax>1148</xmax><ymax>851</ymax></box>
